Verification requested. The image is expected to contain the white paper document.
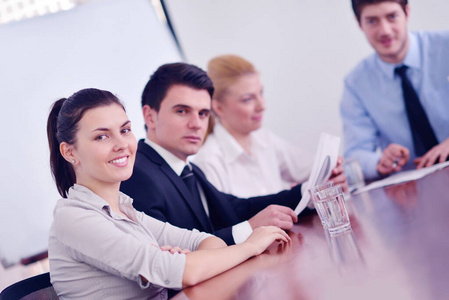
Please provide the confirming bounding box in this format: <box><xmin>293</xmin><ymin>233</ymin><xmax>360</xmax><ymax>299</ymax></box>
<box><xmin>354</xmin><ymin>160</ymin><xmax>449</xmax><ymax>194</ymax></box>
<box><xmin>294</xmin><ymin>133</ymin><xmax>341</xmax><ymax>215</ymax></box>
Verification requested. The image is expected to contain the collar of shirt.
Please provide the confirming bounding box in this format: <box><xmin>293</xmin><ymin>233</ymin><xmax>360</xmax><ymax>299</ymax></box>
<box><xmin>375</xmin><ymin>32</ymin><xmax>421</xmax><ymax>80</ymax></box>
<box><xmin>145</xmin><ymin>138</ymin><xmax>189</xmax><ymax>176</ymax></box>
<box><xmin>145</xmin><ymin>139</ymin><xmax>209</xmax><ymax>216</ymax></box>
<box><xmin>213</xmin><ymin>122</ymin><xmax>268</xmax><ymax>164</ymax></box>
<box><xmin>68</xmin><ymin>184</ymin><xmax>138</xmax><ymax>222</ymax></box>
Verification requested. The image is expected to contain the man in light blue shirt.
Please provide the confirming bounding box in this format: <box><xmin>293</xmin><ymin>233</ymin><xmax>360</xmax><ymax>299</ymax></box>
<box><xmin>340</xmin><ymin>0</ymin><xmax>449</xmax><ymax>180</ymax></box>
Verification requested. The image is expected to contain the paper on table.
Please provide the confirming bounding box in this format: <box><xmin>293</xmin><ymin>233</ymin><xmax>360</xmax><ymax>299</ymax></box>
<box><xmin>354</xmin><ymin>160</ymin><xmax>449</xmax><ymax>194</ymax></box>
<box><xmin>294</xmin><ymin>133</ymin><xmax>341</xmax><ymax>215</ymax></box>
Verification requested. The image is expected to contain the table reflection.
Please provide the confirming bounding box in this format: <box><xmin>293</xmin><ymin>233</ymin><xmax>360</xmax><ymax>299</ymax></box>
<box><xmin>174</xmin><ymin>168</ymin><xmax>449</xmax><ymax>300</ymax></box>
<box><xmin>384</xmin><ymin>180</ymin><xmax>419</xmax><ymax>209</ymax></box>
<box><xmin>324</xmin><ymin>228</ymin><xmax>365</xmax><ymax>274</ymax></box>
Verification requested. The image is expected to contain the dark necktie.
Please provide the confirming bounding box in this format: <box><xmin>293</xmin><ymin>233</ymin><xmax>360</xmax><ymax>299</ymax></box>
<box><xmin>395</xmin><ymin>65</ymin><xmax>438</xmax><ymax>156</ymax></box>
<box><xmin>181</xmin><ymin>166</ymin><xmax>211</xmax><ymax>230</ymax></box>
<box><xmin>181</xmin><ymin>166</ymin><xmax>202</xmax><ymax>202</ymax></box>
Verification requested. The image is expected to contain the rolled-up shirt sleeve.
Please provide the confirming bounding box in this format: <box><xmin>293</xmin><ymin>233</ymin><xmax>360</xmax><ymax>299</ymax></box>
<box><xmin>137</xmin><ymin>210</ymin><xmax>214</xmax><ymax>251</ymax></box>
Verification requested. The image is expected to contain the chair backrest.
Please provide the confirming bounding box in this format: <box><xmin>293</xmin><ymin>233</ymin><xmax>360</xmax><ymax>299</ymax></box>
<box><xmin>0</xmin><ymin>272</ymin><xmax>58</xmax><ymax>300</ymax></box>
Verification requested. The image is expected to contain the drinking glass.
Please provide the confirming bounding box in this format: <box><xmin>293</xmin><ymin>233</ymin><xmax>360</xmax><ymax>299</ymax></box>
<box><xmin>308</xmin><ymin>181</ymin><xmax>333</xmax><ymax>228</ymax></box>
<box><xmin>309</xmin><ymin>184</ymin><xmax>351</xmax><ymax>234</ymax></box>
<box><xmin>343</xmin><ymin>159</ymin><xmax>365</xmax><ymax>193</ymax></box>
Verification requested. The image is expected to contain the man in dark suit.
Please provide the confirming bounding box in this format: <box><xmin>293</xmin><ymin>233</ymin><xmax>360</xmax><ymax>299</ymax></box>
<box><xmin>121</xmin><ymin>63</ymin><xmax>346</xmax><ymax>245</ymax></box>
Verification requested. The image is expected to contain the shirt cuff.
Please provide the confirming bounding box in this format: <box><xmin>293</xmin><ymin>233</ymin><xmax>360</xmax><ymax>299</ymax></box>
<box><xmin>232</xmin><ymin>221</ymin><xmax>253</xmax><ymax>244</ymax></box>
<box><xmin>361</xmin><ymin>153</ymin><xmax>383</xmax><ymax>181</ymax></box>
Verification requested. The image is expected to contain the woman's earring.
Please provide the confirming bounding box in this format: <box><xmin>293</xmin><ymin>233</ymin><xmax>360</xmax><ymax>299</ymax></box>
<box><xmin>71</xmin><ymin>159</ymin><xmax>76</xmax><ymax>164</ymax></box>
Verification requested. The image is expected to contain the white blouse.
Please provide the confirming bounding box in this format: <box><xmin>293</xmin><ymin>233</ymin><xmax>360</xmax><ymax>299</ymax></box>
<box><xmin>49</xmin><ymin>184</ymin><xmax>212</xmax><ymax>300</ymax></box>
<box><xmin>193</xmin><ymin>123</ymin><xmax>312</xmax><ymax>198</ymax></box>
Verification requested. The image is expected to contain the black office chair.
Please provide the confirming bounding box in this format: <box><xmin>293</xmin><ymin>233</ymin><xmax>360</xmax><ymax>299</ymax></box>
<box><xmin>0</xmin><ymin>272</ymin><xmax>58</xmax><ymax>300</ymax></box>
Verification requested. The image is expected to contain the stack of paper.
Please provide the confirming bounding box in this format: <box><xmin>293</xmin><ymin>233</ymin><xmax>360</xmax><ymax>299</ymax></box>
<box><xmin>354</xmin><ymin>160</ymin><xmax>449</xmax><ymax>194</ymax></box>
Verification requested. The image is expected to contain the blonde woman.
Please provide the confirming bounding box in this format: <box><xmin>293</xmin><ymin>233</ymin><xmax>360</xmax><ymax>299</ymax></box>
<box><xmin>194</xmin><ymin>55</ymin><xmax>345</xmax><ymax>198</ymax></box>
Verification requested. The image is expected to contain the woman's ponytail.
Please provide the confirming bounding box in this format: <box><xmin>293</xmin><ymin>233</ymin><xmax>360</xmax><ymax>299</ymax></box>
<box><xmin>47</xmin><ymin>98</ymin><xmax>75</xmax><ymax>197</ymax></box>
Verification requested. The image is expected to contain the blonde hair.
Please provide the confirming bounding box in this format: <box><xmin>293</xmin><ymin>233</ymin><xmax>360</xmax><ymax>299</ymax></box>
<box><xmin>207</xmin><ymin>54</ymin><xmax>257</xmax><ymax>102</ymax></box>
<box><xmin>206</xmin><ymin>54</ymin><xmax>258</xmax><ymax>137</ymax></box>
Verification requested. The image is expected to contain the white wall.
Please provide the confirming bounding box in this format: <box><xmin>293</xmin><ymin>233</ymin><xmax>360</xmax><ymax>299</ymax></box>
<box><xmin>0</xmin><ymin>0</ymin><xmax>181</xmax><ymax>266</ymax></box>
<box><xmin>164</xmin><ymin>0</ymin><xmax>449</xmax><ymax>155</ymax></box>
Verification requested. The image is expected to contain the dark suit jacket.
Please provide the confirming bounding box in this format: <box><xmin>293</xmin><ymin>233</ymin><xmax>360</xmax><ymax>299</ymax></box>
<box><xmin>121</xmin><ymin>140</ymin><xmax>304</xmax><ymax>245</ymax></box>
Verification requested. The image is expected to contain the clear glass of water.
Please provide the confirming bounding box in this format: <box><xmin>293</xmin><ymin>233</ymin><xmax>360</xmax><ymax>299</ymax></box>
<box><xmin>343</xmin><ymin>159</ymin><xmax>365</xmax><ymax>193</ymax></box>
<box><xmin>308</xmin><ymin>181</ymin><xmax>334</xmax><ymax>228</ymax></box>
<box><xmin>309</xmin><ymin>184</ymin><xmax>351</xmax><ymax>235</ymax></box>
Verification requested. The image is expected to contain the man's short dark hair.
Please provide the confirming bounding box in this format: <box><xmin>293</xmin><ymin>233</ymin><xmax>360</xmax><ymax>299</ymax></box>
<box><xmin>352</xmin><ymin>0</ymin><xmax>408</xmax><ymax>22</ymax></box>
<box><xmin>142</xmin><ymin>62</ymin><xmax>214</xmax><ymax>111</ymax></box>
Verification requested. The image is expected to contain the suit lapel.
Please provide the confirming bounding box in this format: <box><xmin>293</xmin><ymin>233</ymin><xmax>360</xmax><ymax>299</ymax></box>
<box><xmin>138</xmin><ymin>141</ymin><xmax>213</xmax><ymax>232</ymax></box>
<box><xmin>161</xmin><ymin>164</ymin><xmax>213</xmax><ymax>232</ymax></box>
<box><xmin>192</xmin><ymin>164</ymin><xmax>239</xmax><ymax>228</ymax></box>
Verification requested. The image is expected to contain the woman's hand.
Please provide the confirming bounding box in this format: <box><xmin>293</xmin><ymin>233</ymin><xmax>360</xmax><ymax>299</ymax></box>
<box><xmin>182</xmin><ymin>227</ymin><xmax>290</xmax><ymax>287</ymax></box>
<box><xmin>243</xmin><ymin>226</ymin><xmax>291</xmax><ymax>256</ymax></box>
<box><xmin>160</xmin><ymin>245</ymin><xmax>190</xmax><ymax>254</ymax></box>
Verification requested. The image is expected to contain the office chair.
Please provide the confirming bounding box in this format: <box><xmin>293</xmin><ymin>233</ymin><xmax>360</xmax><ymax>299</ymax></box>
<box><xmin>0</xmin><ymin>272</ymin><xmax>58</xmax><ymax>300</ymax></box>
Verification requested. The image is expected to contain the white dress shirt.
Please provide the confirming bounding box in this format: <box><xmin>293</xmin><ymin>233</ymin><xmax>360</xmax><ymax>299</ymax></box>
<box><xmin>145</xmin><ymin>139</ymin><xmax>253</xmax><ymax>244</ymax></box>
<box><xmin>193</xmin><ymin>123</ymin><xmax>312</xmax><ymax>198</ymax></box>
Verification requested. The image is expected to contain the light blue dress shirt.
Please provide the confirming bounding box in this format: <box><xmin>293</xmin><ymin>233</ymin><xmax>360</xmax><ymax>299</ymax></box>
<box><xmin>340</xmin><ymin>31</ymin><xmax>449</xmax><ymax>180</ymax></box>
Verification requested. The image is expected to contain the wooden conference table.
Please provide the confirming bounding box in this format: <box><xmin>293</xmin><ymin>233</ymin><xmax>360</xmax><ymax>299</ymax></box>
<box><xmin>173</xmin><ymin>167</ymin><xmax>449</xmax><ymax>300</ymax></box>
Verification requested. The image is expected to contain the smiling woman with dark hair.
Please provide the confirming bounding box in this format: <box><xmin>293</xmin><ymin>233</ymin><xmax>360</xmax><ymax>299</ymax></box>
<box><xmin>46</xmin><ymin>88</ymin><xmax>291</xmax><ymax>300</ymax></box>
